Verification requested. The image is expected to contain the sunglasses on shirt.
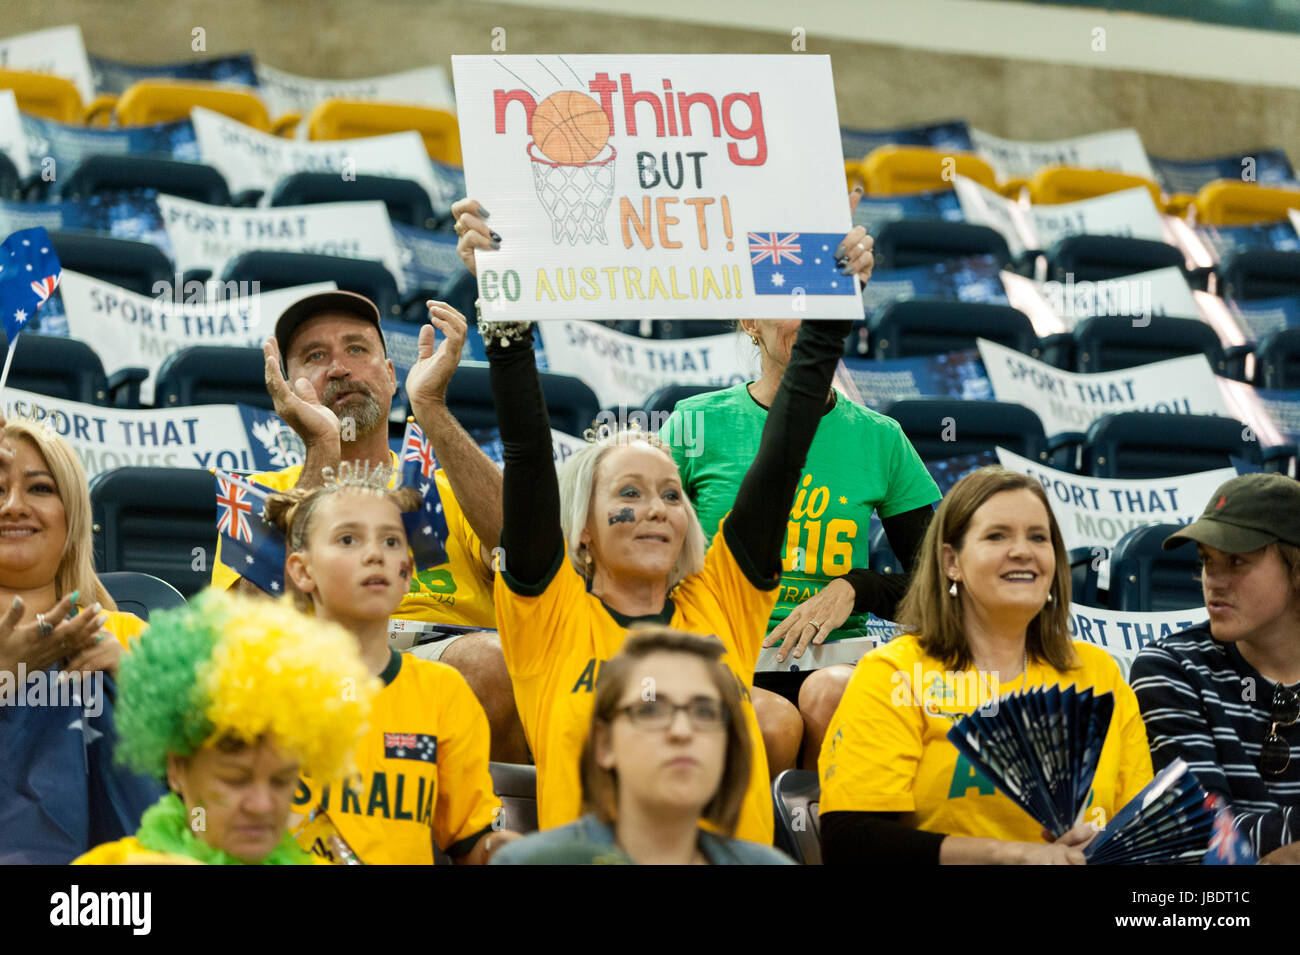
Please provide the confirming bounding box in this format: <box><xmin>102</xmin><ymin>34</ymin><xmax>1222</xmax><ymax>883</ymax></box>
<box><xmin>1260</xmin><ymin>684</ymin><xmax>1299</xmax><ymax>777</ymax></box>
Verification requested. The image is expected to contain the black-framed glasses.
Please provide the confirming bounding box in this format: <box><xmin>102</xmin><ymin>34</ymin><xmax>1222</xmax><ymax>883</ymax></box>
<box><xmin>615</xmin><ymin>697</ymin><xmax>729</xmax><ymax>732</ymax></box>
<box><xmin>1260</xmin><ymin>684</ymin><xmax>1299</xmax><ymax>777</ymax></box>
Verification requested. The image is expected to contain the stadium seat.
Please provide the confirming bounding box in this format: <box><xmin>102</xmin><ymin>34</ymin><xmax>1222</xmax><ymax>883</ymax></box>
<box><xmin>270</xmin><ymin>172</ymin><xmax>438</xmax><ymax>230</ymax></box>
<box><xmin>1069</xmin><ymin>546</ymin><xmax>1102</xmax><ymax>608</ymax></box>
<box><xmin>307</xmin><ymin>100</ymin><xmax>463</xmax><ymax>165</ymax></box>
<box><xmin>154</xmin><ymin>346</ymin><xmax>274</xmax><ymax>410</ymax></box>
<box><xmin>1028</xmin><ymin>167</ymin><xmax>1162</xmax><ymax>207</ymax></box>
<box><xmin>1217</xmin><ymin>250</ymin><xmax>1300</xmax><ymax>301</ymax></box>
<box><xmin>845</xmin><ymin>159</ymin><xmax>866</xmax><ymax>192</ymax></box>
<box><xmin>99</xmin><ymin>571</ymin><xmax>187</xmax><ymax>622</ymax></box>
<box><xmin>1255</xmin><ymin>327</ymin><xmax>1300</xmax><ymax>389</ymax></box>
<box><xmin>1072</xmin><ymin>315</ymin><xmax>1226</xmax><ymax>374</ymax></box>
<box><xmin>115</xmin><ymin>79</ymin><xmax>276</xmax><ymax>131</ymax></box>
<box><xmin>47</xmin><ymin>231</ymin><xmax>174</xmax><ymax>298</ymax></box>
<box><xmin>772</xmin><ymin>769</ymin><xmax>822</xmax><ymax>865</ymax></box>
<box><xmin>1192</xmin><ymin>180</ymin><xmax>1300</xmax><ymax>227</ymax></box>
<box><xmin>0</xmin><ymin>152</ymin><xmax>20</xmax><ymax>200</ymax></box>
<box><xmin>488</xmin><ymin>762</ymin><xmax>538</xmax><ymax>836</ymax></box>
<box><xmin>1080</xmin><ymin>412</ymin><xmax>1259</xmax><ymax>479</ymax></box>
<box><xmin>1046</xmin><ymin>235</ymin><xmax>1186</xmax><ymax>283</ymax></box>
<box><xmin>438</xmin><ymin>361</ymin><xmax>600</xmax><ymax>438</ymax></box>
<box><xmin>871</xmin><ymin>221</ymin><xmax>1012</xmax><ymax>271</ymax></box>
<box><xmin>0</xmin><ymin>69</ymin><xmax>83</xmax><ymax>122</ymax></box>
<box><xmin>0</xmin><ymin>332</ymin><xmax>145</xmax><ymax>407</ymax></box>
<box><xmin>869</xmin><ymin>520</ymin><xmax>902</xmax><ymax>575</ymax></box>
<box><xmin>221</xmin><ymin>251</ymin><xmax>401</xmax><ymax>319</ymax></box>
<box><xmin>90</xmin><ymin>467</ymin><xmax>217</xmax><ymax>598</ymax></box>
<box><xmin>862</xmin><ymin>146</ymin><xmax>997</xmax><ymax>195</ymax></box>
<box><xmin>881</xmin><ymin>399</ymin><xmax>1055</xmax><ymax>465</ymax></box>
<box><xmin>1107</xmin><ymin>523</ymin><xmax>1204</xmax><ymax>612</ymax></box>
<box><xmin>61</xmin><ymin>155</ymin><xmax>232</xmax><ymax>205</ymax></box>
<box><xmin>641</xmin><ymin>383</ymin><xmax>725</xmax><ymax>418</ymax></box>
<box><xmin>869</xmin><ymin>301</ymin><xmax>1040</xmax><ymax>360</ymax></box>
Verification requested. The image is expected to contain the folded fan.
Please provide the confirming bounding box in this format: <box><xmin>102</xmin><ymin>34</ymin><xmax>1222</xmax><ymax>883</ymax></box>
<box><xmin>1084</xmin><ymin>759</ymin><xmax>1217</xmax><ymax>865</ymax></box>
<box><xmin>946</xmin><ymin>685</ymin><xmax>1114</xmax><ymax>838</ymax></box>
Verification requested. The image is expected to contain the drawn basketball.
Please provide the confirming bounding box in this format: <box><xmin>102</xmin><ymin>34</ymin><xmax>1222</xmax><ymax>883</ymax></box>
<box><xmin>531</xmin><ymin>90</ymin><xmax>610</xmax><ymax>164</ymax></box>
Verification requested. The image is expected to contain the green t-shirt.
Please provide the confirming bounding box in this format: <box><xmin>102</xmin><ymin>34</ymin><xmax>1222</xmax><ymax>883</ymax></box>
<box><xmin>659</xmin><ymin>383</ymin><xmax>940</xmax><ymax>643</ymax></box>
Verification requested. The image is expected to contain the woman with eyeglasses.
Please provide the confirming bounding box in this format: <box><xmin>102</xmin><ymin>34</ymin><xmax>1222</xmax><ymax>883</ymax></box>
<box><xmin>1130</xmin><ymin>473</ymin><xmax>1300</xmax><ymax>863</ymax></box>
<box><xmin>493</xmin><ymin>628</ymin><xmax>792</xmax><ymax>865</ymax></box>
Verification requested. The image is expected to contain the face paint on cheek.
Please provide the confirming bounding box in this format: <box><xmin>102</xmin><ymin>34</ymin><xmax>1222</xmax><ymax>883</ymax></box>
<box><xmin>608</xmin><ymin>507</ymin><xmax>635</xmax><ymax>526</ymax></box>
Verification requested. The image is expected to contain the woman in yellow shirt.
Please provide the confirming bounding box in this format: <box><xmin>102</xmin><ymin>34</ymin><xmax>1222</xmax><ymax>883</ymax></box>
<box><xmin>819</xmin><ymin>468</ymin><xmax>1154</xmax><ymax>864</ymax></box>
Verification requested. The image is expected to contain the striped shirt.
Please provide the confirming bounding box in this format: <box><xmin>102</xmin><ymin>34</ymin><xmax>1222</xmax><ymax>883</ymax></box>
<box><xmin>1130</xmin><ymin>624</ymin><xmax>1300</xmax><ymax>856</ymax></box>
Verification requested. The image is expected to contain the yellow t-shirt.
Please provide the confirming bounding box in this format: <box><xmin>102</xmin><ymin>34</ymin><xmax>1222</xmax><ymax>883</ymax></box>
<box><xmin>494</xmin><ymin>526</ymin><xmax>779</xmax><ymax>845</ymax></box>
<box><xmin>210</xmin><ymin>454</ymin><xmax>495</xmax><ymax>629</ymax></box>
<box><xmin>104</xmin><ymin>610</ymin><xmax>145</xmax><ymax>650</ymax></box>
<box><xmin>819</xmin><ymin>635</ymin><xmax>1153</xmax><ymax>840</ymax></box>
<box><xmin>72</xmin><ymin>836</ymin><xmax>328</xmax><ymax>865</ymax></box>
<box><xmin>290</xmin><ymin>650</ymin><xmax>501</xmax><ymax>864</ymax></box>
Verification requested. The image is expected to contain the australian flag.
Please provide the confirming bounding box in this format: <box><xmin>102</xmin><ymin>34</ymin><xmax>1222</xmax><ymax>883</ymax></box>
<box><xmin>383</xmin><ymin>731</ymin><xmax>437</xmax><ymax>763</ymax></box>
<box><xmin>399</xmin><ymin>418</ymin><xmax>450</xmax><ymax>570</ymax></box>
<box><xmin>1202</xmin><ymin>793</ymin><xmax>1258</xmax><ymax>865</ymax></box>
<box><xmin>747</xmin><ymin>231</ymin><xmax>859</xmax><ymax>296</ymax></box>
<box><xmin>0</xmin><ymin>227</ymin><xmax>62</xmax><ymax>341</ymax></box>
<box><xmin>214</xmin><ymin>469</ymin><xmax>287</xmax><ymax>596</ymax></box>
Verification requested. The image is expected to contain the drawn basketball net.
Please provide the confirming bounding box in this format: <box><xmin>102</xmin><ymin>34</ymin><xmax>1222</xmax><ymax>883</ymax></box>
<box><xmin>528</xmin><ymin>141</ymin><xmax>617</xmax><ymax>245</ymax></box>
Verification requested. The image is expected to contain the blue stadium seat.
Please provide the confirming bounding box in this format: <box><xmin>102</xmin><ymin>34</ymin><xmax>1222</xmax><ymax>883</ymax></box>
<box><xmin>1219</xmin><ymin>249</ymin><xmax>1300</xmax><ymax>301</ymax></box>
<box><xmin>772</xmin><ymin>769</ymin><xmax>821</xmax><ymax>865</ymax></box>
<box><xmin>881</xmin><ymin>399</ymin><xmax>1054</xmax><ymax>464</ymax></box>
<box><xmin>1069</xmin><ymin>546</ymin><xmax>1102</xmax><ymax>608</ymax></box>
<box><xmin>1255</xmin><ymin>327</ymin><xmax>1300</xmax><ymax>389</ymax></box>
<box><xmin>61</xmin><ymin>155</ymin><xmax>231</xmax><ymax>205</ymax></box>
<box><xmin>90</xmin><ymin>467</ymin><xmax>216</xmax><ymax>598</ymax></box>
<box><xmin>869</xmin><ymin>520</ymin><xmax>902</xmax><ymax>575</ymax></box>
<box><xmin>99</xmin><ymin>571</ymin><xmax>187</xmax><ymax>622</ymax></box>
<box><xmin>488</xmin><ymin>762</ymin><xmax>538</xmax><ymax>836</ymax></box>
<box><xmin>642</xmin><ymin>383</ymin><xmax>725</xmax><ymax>419</ymax></box>
<box><xmin>153</xmin><ymin>346</ymin><xmax>272</xmax><ymax>410</ymax></box>
<box><xmin>0</xmin><ymin>332</ymin><xmax>145</xmax><ymax>407</ymax></box>
<box><xmin>437</xmin><ymin>361</ymin><xmax>600</xmax><ymax>438</ymax></box>
<box><xmin>47</xmin><ymin>231</ymin><xmax>174</xmax><ymax>298</ymax></box>
<box><xmin>0</xmin><ymin>151</ymin><xmax>20</xmax><ymax>199</ymax></box>
<box><xmin>1046</xmin><ymin>235</ymin><xmax>1185</xmax><ymax>283</ymax></box>
<box><xmin>221</xmin><ymin>251</ymin><xmax>401</xmax><ymax>320</ymax></box>
<box><xmin>1080</xmin><ymin>412</ymin><xmax>1259</xmax><ymax>478</ymax></box>
<box><xmin>872</xmin><ymin>220</ymin><xmax>1011</xmax><ymax>270</ymax></box>
<box><xmin>1072</xmin><ymin>315</ymin><xmax>1226</xmax><ymax>374</ymax></box>
<box><xmin>869</xmin><ymin>301</ymin><xmax>1040</xmax><ymax>360</ymax></box>
<box><xmin>270</xmin><ymin>172</ymin><xmax>437</xmax><ymax>230</ymax></box>
<box><xmin>1107</xmin><ymin>523</ymin><xmax>1204</xmax><ymax>612</ymax></box>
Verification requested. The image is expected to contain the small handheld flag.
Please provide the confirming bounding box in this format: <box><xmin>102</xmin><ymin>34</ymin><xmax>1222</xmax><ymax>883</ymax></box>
<box><xmin>213</xmin><ymin>469</ymin><xmax>286</xmax><ymax>596</ymax></box>
<box><xmin>0</xmin><ymin>226</ymin><xmax>63</xmax><ymax>392</ymax></box>
<box><xmin>399</xmin><ymin>418</ymin><xmax>450</xmax><ymax>569</ymax></box>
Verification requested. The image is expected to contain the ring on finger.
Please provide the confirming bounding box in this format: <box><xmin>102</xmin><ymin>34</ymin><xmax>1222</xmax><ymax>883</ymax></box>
<box><xmin>36</xmin><ymin>613</ymin><xmax>53</xmax><ymax>638</ymax></box>
<box><xmin>808</xmin><ymin>620</ymin><xmax>822</xmax><ymax>630</ymax></box>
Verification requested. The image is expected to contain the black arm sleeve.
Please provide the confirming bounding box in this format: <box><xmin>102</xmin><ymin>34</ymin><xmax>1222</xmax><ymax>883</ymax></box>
<box><xmin>725</xmin><ymin>320</ymin><xmax>851</xmax><ymax>583</ymax></box>
<box><xmin>485</xmin><ymin>326</ymin><xmax>564</xmax><ymax>588</ymax></box>
<box><xmin>820</xmin><ymin>810</ymin><xmax>945</xmax><ymax>865</ymax></box>
<box><xmin>839</xmin><ymin>504</ymin><xmax>935</xmax><ymax>619</ymax></box>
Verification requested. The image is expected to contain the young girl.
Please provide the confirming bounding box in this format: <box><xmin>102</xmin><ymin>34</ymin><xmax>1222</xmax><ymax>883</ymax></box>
<box><xmin>265</xmin><ymin>466</ymin><xmax>518</xmax><ymax>864</ymax></box>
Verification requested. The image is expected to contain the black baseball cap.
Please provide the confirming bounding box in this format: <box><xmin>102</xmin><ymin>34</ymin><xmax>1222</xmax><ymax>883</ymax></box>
<box><xmin>1163</xmin><ymin>473</ymin><xmax>1300</xmax><ymax>553</ymax></box>
<box><xmin>274</xmin><ymin>291</ymin><xmax>387</xmax><ymax>362</ymax></box>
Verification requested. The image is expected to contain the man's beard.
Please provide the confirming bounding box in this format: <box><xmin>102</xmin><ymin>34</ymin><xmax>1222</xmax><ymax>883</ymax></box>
<box><xmin>323</xmin><ymin>381</ymin><xmax>385</xmax><ymax>441</ymax></box>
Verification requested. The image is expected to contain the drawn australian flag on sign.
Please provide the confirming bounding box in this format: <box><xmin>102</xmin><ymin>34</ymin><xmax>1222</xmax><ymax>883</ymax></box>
<box><xmin>384</xmin><ymin>731</ymin><xmax>438</xmax><ymax>763</ymax></box>
<box><xmin>747</xmin><ymin>232</ymin><xmax>859</xmax><ymax>296</ymax></box>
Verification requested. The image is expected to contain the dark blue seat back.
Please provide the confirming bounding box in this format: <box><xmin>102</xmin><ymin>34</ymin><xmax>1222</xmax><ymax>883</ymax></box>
<box><xmin>154</xmin><ymin>345</ymin><xmax>272</xmax><ymax>410</ymax></box>
<box><xmin>271</xmin><ymin>172</ymin><xmax>437</xmax><ymax>231</ymax></box>
<box><xmin>882</xmin><ymin>398</ymin><xmax>1050</xmax><ymax>464</ymax></box>
<box><xmin>1073</xmin><ymin>315</ymin><xmax>1225</xmax><ymax>374</ymax></box>
<box><xmin>1108</xmin><ymin>523</ymin><xmax>1204</xmax><ymax>612</ymax></box>
<box><xmin>870</xmin><ymin>300</ymin><xmax>1039</xmax><ymax>360</ymax></box>
<box><xmin>222</xmin><ymin>251</ymin><xmax>401</xmax><ymax>320</ymax></box>
<box><xmin>1082</xmin><ymin>412</ymin><xmax>1258</xmax><ymax>479</ymax></box>
<box><xmin>99</xmin><ymin>571</ymin><xmax>187</xmax><ymax>621</ymax></box>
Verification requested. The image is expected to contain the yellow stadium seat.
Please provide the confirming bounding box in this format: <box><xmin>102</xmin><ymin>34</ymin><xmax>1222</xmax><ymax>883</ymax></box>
<box><xmin>1028</xmin><ymin>166</ymin><xmax>1162</xmax><ymax>207</ymax></box>
<box><xmin>1191</xmin><ymin>179</ymin><xmax>1300</xmax><ymax>226</ymax></box>
<box><xmin>861</xmin><ymin>146</ymin><xmax>997</xmax><ymax>196</ymax></box>
<box><xmin>116</xmin><ymin>79</ymin><xmax>275</xmax><ymax>130</ymax></box>
<box><xmin>845</xmin><ymin>160</ymin><xmax>865</xmax><ymax>192</ymax></box>
<box><xmin>308</xmin><ymin>100</ymin><xmax>462</xmax><ymax>165</ymax></box>
<box><xmin>1162</xmin><ymin>192</ymin><xmax>1196</xmax><ymax>217</ymax></box>
<box><xmin>271</xmin><ymin>112</ymin><xmax>302</xmax><ymax>138</ymax></box>
<box><xmin>0</xmin><ymin>69</ymin><xmax>83</xmax><ymax>122</ymax></box>
<box><xmin>83</xmin><ymin>94</ymin><xmax>118</xmax><ymax>127</ymax></box>
<box><xmin>998</xmin><ymin>178</ymin><xmax>1031</xmax><ymax>200</ymax></box>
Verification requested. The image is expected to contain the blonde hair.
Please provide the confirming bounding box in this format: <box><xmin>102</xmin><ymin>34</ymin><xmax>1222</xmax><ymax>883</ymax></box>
<box><xmin>557</xmin><ymin>428</ymin><xmax>706</xmax><ymax>590</ymax></box>
<box><xmin>3</xmin><ymin>419</ymin><xmax>115</xmax><ymax>611</ymax></box>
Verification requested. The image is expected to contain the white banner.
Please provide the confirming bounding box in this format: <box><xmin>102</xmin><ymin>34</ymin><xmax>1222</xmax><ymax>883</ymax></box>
<box><xmin>977</xmin><ymin>338</ymin><xmax>1231</xmax><ymax>434</ymax></box>
<box><xmin>0</xmin><ymin>387</ymin><xmax>288</xmax><ymax>480</ymax></box>
<box><xmin>1290</xmin><ymin>209</ymin><xmax>1300</xmax><ymax>237</ymax></box>
<box><xmin>1068</xmin><ymin>603</ymin><xmax>1208</xmax><ymax>680</ymax></box>
<box><xmin>59</xmin><ymin>270</ymin><xmax>337</xmax><ymax>405</ymax></box>
<box><xmin>969</xmin><ymin>127</ymin><xmax>1156</xmax><ymax>182</ymax></box>
<box><xmin>535</xmin><ymin>321</ymin><xmax>749</xmax><ymax>408</ymax></box>
<box><xmin>190</xmin><ymin>106</ymin><xmax>447</xmax><ymax>214</ymax></box>
<box><xmin>0</xmin><ymin>90</ymin><xmax>32</xmax><ymax>179</ymax></box>
<box><xmin>254</xmin><ymin>63</ymin><xmax>455</xmax><ymax>119</ymax></box>
<box><xmin>0</xmin><ymin>25</ymin><xmax>95</xmax><ymax>104</ymax></box>
<box><xmin>452</xmin><ymin>54</ymin><xmax>858</xmax><ymax>320</ymax></box>
<box><xmin>156</xmin><ymin>194</ymin><xmax>406</xmax><ymax>292</ymax></box>
<box><xmin>1037</xmin><ymin>265</ymin><xmax>1201</xmax><ymax>330</ymax></box>
<box><xmin>952</xmin><ymin>175</ymin><xmax>1035</xmax><ymax>258</ymax></box>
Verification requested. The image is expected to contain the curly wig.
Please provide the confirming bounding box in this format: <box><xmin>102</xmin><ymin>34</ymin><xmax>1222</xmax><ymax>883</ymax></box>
<box><xmin>114</xmin><ymin>589</ymin><xmax>379</xmax><ymax>780</ymax></box>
